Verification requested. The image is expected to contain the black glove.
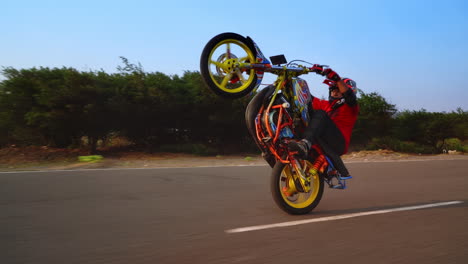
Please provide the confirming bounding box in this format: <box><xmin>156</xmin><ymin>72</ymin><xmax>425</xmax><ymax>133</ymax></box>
<box><xmin>322</xmin><ymin>68</ymin><xmax>341</xmax><ymax>81</ymax></box>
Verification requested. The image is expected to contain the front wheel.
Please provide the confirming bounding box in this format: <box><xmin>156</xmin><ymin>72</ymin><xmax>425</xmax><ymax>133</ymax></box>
<box><xmin>200</xmin><ymin>32</ymin><xmax>258</xmax><ymax>99</ymax></box>
<box><xmin>270</xmin><ymin>159</ymin><xmax>324</xmax><ymax>214</ymax></box>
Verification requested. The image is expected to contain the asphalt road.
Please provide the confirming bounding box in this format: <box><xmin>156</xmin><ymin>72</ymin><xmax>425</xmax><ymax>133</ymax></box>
<box><xmin>1</xmin><ymin>159</ymin><xmax>467</xmax><ymax>264</ymax></box>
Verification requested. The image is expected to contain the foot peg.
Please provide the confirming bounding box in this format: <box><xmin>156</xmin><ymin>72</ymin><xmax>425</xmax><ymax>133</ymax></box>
<box><xmin>325</xmin><ymin>170</ymin><xmax>352</xmax><ymax>190</ymax></box>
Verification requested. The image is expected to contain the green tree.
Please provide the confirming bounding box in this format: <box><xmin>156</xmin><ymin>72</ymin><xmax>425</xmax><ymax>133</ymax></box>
<box><xmin>353</xmin><ymin>90</ymin><xmax>397</xmax><ymax>144</ymax></box>
<box><xmin>114</xmin><ymin>59</ymin><xmax>167</xmax><ymax>148</ymax></box>
<box><xmin>0</xmin><ymin>67</ymin><xmax>118</xmax><ymax>152</ymax></box>
<box><xmin>393</xmin><ymin>109</ymin><xmax>467</xmax><ymax>153</ymax></box>
<box><xmin>452</xmin><ymin>108</ymin><xmax>468</xmax><ymax>141</ymax></box>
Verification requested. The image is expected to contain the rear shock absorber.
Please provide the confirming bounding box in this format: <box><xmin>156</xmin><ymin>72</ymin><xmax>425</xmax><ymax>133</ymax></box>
<box><xmin>309</xmin><ymin>155</ymin><xmax>326</xmax><ymax>176</ymax></box>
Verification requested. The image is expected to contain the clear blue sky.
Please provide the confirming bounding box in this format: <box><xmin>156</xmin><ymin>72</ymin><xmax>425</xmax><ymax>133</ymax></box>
<box><xmin>2</xmin><ymin>0</ymin><xmax>467</xmax><ymax>112</ymax></box>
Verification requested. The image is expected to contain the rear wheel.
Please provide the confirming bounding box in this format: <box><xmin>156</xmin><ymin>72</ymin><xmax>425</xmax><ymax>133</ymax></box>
<box><xmin>270</xmin><ymin>159</ymin><xmax>324</xmax><ymax>214</ymax></box>
<box><xmin>200</xmin><ymin>32</ymin><xmax>258</xmax><ymax>99</ymax></box>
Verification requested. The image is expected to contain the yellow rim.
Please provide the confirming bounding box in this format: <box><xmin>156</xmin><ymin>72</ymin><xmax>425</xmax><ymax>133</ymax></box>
<box><xmin>207</xmin><ymin>39</ymin><xmax>256</xmax><ymax>93</ymax></box>
<box><xmin>279</xmin><ymin>160</ymin><xmax>320</xmax><ymax>209</ymax></box>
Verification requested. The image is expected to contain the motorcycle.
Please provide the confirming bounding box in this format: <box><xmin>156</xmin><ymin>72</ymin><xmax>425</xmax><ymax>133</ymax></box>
<box><xmin>200</xmin><ymin>32</ymin><xmax>352</xmax><ymax>215</ymax></box>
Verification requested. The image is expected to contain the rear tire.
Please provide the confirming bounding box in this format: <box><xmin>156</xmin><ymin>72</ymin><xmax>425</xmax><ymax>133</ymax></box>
<box><xmin>270</xmin><ymin>159</ymin><xmax>324</xmax><ymax>214</ymax></box>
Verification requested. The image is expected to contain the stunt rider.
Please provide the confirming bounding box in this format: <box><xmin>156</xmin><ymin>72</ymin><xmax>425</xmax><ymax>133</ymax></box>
<box><xmin>288</xmin><ymin>66</ymin><xmax>359</xmax><ymax>177</ymax></box>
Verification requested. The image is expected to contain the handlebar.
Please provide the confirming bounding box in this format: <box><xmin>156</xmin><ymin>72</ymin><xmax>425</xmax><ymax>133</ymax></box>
<box><xmin>240</xmin><ymin>63</ymin><xmax>328</xmax><ymax>76</ymax></box>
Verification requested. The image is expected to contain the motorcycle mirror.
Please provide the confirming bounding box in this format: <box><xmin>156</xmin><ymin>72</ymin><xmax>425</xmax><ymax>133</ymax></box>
<box><xmin>270</xmin><ymin>55</ymin><xmax>287</xmax><ymax>65</ymax></box>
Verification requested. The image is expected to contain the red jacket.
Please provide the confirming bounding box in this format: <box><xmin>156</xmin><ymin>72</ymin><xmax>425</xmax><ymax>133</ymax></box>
<box><xmin>311</xmin><ymin>93</ymin><xmax>359</xmax><ymax>154</ymax></box>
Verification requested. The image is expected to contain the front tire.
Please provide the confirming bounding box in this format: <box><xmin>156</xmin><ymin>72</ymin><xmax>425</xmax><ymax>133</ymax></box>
<box><xmin>270</xmin><ymin>159</ymin><xmax>324</xmax><ymax>214</ymax></box>
<box><xmin>245</xmin><ymin>85</ymin><xmax>276</xmax><ymax>167</ymax></box>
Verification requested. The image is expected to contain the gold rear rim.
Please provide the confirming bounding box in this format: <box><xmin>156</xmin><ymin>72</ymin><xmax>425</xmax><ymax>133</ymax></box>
<box><xmin>279</xmin><ymin>160</ymin><xmax>320</xmax><ymax>209</ymax></box>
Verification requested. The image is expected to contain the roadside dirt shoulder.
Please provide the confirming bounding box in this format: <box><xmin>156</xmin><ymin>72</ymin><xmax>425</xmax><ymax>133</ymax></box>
<box><xmin>0</xmin><ymin>147</ymin><xmax>466</xmax><ymax>172</ymax></box>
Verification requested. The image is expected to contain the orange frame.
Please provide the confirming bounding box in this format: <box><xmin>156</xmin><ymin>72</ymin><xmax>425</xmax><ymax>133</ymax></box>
<box><xmin>255</xmin><ymin>103</ymin><xmax>294</xmax><ymax>163</ymax></box>
<box><xmin>255</xmin><ymin>104</ymin><xmax>330</xmax><ymax>172</ymax></box>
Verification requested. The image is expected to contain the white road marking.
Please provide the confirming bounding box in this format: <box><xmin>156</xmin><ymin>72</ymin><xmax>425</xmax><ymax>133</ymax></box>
<box><xmin>225</xmin><ymin>201</ymin><xmax>463</xmax><ymax>234</ymax></box>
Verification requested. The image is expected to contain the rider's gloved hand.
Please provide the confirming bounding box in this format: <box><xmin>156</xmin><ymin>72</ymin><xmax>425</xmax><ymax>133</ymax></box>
<box><xmin>310</xmin><ymin>64</ymin><xmax>324</xmax><ymax>74</ymax></box>
<box><xmin>322</xmin><ymin>68</ymin><xmax>341</xmax><ymax>81</ymax></box>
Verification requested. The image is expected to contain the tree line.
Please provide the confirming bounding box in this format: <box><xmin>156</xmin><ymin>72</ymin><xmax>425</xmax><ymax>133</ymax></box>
<box><xmin>1</xmin><ymin>58</ymin><xmax>467</xmax><ymax>154</ymax></box>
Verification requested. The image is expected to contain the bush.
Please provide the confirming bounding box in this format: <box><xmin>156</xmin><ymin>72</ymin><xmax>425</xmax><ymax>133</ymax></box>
<box><xmin>157</xmin><ymin>143</ymin><xmax>217</xmax><ymax>156</ymax></box>
<box><xmin>366</xmin><ymin>137</ymin><xmax>434</xmax><ymax>154</ymax></box>
<box><xmin>444</xmin><ymin>138</ymin><xmax>465</xmax><ymax>153</ymax></box>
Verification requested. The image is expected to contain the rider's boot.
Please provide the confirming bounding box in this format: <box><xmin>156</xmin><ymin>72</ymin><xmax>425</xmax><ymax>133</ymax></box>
<box><xmin>288</xmin><ymin>139</ymin><xmax>311</xmax><ymax>159</ymax></box>
<box><xmin>318</xmin><ymin>139</ymin><xmax>351</xmax><ymax>178</ymax></box>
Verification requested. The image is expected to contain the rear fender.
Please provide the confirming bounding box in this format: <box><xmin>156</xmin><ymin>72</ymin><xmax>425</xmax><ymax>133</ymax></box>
<box><xmin>246</xmin><ymin>36</ymin><xmax>270</xmax><ymax>90</ymax></box>
<box><xmin>245</xmin><ymin>85</ymin><xmax>276</xmax><ymax>167</ymax></box>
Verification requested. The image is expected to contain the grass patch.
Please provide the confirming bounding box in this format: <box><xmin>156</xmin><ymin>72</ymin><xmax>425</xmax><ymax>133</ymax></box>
<box><xmin>78</xmin><ymin>155</ymin><xmax>104</xmax><ymax>163</ymax></box>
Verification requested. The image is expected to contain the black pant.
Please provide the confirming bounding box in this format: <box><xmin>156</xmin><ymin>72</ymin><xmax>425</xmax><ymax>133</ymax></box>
<box><xmin>303</xmin><ymin>110</ymin><xmax>345</xmax><ymax>155</ymax></box>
